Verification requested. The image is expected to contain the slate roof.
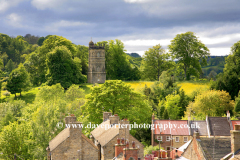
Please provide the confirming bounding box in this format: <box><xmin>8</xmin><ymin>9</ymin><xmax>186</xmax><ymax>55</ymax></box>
<box><xmin>154</xmin><ymin>120</ymin><xmax>190</xmax><ymax>135</ymax></box>
<box><xmin>199</xmin><ymin>137</ymin><xmax>231</xmax><ymax>160</ymax></box>
<box><xmin>49</xmin><ymin>127</ymin><xmax>70</xmax><ymax>151</ymax></box>
<box><xmin>190</xmin><ymin>121</ymin><xmax>208</xmax><ymax>136</ymax></box>
<box><xmin>208</xmin><ymin>117</ymin><xmax>231</xmax><ymax>136</ymax></box>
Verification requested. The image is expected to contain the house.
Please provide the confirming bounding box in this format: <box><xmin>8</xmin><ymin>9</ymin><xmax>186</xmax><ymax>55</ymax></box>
<box><xmin>180</xmin><ymin>130</ymin><xmax>231</xmax><ymax>160</ymax></box>
<box><xmin>151</xmin><ymin>114</ymin><xmax>192</xmax><ymax>155</ymax></box>
<box><xmin>47</xmin><ymin>115</ymin><xmax>100</xmax><ymax>160</ymax></box>
<box><xmin>221</xmin><ymin>124</ymin><xmax>240</xmax><ymax>160</ymax></box>
<box><xmin>90</xmin><ymin>112</ymin><xmax>144</xmax><ymax>160</ymax></box>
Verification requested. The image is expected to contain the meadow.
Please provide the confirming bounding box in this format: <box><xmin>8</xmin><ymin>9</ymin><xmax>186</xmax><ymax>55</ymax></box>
<box><xmin>0</xmin><ymin>80</ymin><xmax>211</xmax><ymax>103</ymax></box>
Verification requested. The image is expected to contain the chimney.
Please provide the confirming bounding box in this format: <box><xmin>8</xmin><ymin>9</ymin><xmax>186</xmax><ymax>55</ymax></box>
<box><xmin>65</xmin><ymin>115</ymin><xmax>76</xmax><ymax>124</ymax></box>
<box><xmin>119</xmin><ymin>119</ymin><xmax>130</xmax><ymax>140</ymax></box>
<box><xmin>109</xmin><ymin>114</ymin><xmax>119</xmax><ymax>124</ymax></box>
<box><xmin>193</xmin><ymin>130</ymin><xmax>200</xmax><ymax>139</ymax></box>
<box><xmin>115</xmin><ymin>138</ymin><xmax>126</xmax><ymax>157</ymax></box>
<box><xmin>132</xmin><ymin>141</ymin><xmax>135</xmax><ymax>148</ymax></box>
<box><xmin>231</xmin><ymin>125</ymin><xmax>240</xmax><ymax>153</ymax></box>
<box><xmin>103</xmin><ymin>112</ymin><xmax>112</xmax><ymax>122</ymax></box>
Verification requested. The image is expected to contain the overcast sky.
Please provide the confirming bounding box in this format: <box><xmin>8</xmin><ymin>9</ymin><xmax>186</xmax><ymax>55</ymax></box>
<box><xmin>1</xmin><ymin>0</ymin><xmax>240</xmax><ymax>56</ymax></box>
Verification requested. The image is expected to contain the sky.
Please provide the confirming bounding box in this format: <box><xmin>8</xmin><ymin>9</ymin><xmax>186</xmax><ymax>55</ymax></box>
<box><xmin>1</xmin><ymin>0</ymin><xmax>240</xmax><ymax>56</ymax></box>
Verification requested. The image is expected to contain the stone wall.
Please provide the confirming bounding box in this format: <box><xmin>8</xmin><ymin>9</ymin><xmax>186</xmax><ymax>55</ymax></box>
<box><xmin>82</xmin><ymin>135</ymin><xmax>99</xmax><ymax>160</ymax></box>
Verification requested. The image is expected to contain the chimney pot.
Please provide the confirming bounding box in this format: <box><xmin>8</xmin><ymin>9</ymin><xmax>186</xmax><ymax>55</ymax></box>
<box><xmin>121</xmin><ymin>138</ymin><xmax>125</xmax><ymax>144</ymax></box>
<box><xmin>132</xmin><ymin>141</ymin><xmax>135</xmax><ymax>148</ymax></box>
<box><xmin>117</xmin><ymin>138</ymin><xmax>120</xmax><ymax>144</ymax></box>
<box><xmin>126</xmin><ymin>141</ymin><xmax>129</xmax><ymax>148</ymax></box>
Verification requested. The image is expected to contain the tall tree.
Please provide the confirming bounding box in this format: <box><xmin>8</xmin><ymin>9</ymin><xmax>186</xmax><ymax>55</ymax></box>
<box><xmin>5</xmin><ymin>59</ymin><xmax>15</xmax><ymax>73</ymax></box>
<box><xmin>75</xmin><ymin>45</ymin><xmax>88</xmax><ymax>75</ymax></box>
<box><xmin>185</xmin><ymin>90</ymin><xmax>234</xmax><ymax>119</ymax></box>
<box><xmin>141</xmin><ymin>44</ymin><xmax>174</xmax><ymax>80</ymax></box>
<box><xmin>46</xmin><ymin>46</ymin><xmax>86</xmax><ymax>88</ymax></box>
<box><xmin>169</xmin><ymin>32</ymin><xmax>210</xmax><ymax>80</ymax></box>
<box><xmin>211</xmin><ymin>40</ymin><xmax>240</xmax><ymax>99</ymax></box>
<box><xmin>97</xmin><ymin>40</ymin><xmax>139</xmax><ymax>80</ymax></box>
<box><xmin>6</xmin><ymin>64</ymin><xmax>31</xmax><ymax>97</ymax></box>
<box><xmin>81</xmin><ymin>80</ymin><xmax>152</xmax><ymax>125</ymax></box>
<box><xmin>24</xmin><ymin>35</ymin><xmax>77</xmax><ymax>85</ymax></box>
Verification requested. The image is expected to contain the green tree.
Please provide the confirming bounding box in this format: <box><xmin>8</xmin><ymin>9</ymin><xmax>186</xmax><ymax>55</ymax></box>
<box><xmin>0</xmin><ymin>121</ymin><xmax>33</xmax><ymax>160</ymax></box>
<box><xmin>66</xmin><ymin>84</ymin><xmax>85</xmax><ymax>101</ymax></box>
<box><xmin>141</xmin><ymin>44</ymin><xmax>174</xmax><ymax>80</ymax></box>
<box><xmin>234</xmin><ymin>91</ymin><xmax>240</xmax><ymax>116</ymax></box>
<box><xmin>163</xmin><ymin>109</ymin><xmax>169</xmax><ymax>119</ymax></box>
<box><xmin>82</xmin><ymin>80</ymin><xmax>152</xmax><ymax>125</ymax></box>
<box><xmin>212</xmin><ymin>41</ymin><xmax>240</xmax><ymax>99</ymax></box>
<box><xmin>6</xmin><ymin>64</ymin><xmax>31</xmax><ymax>97</ymax></box>
<box><xmin>46</xmin><ymin>46</ymin><xmax>86</xmax><ymax>88</ymax></box>
<box><xmin>178</xmin><ymin>89</ymin><xmax>189</xmax><ymax>118</ymax></box>
<box><xmin>168</xmin><ymin>32</ymin><xmax>210</xmax><ymax>80</ymax></box>
<box><xmin>98</xmin><ymin>40</ymin><xmax>138</xmax><ymax>80</ymax></box>
<box><xmin>75</xmin><ymin>45</ymin><xmax>89</xmax><ymax>75</ymax></box>
<box><xmin>24</xmin><ymin>35</ymin><xmax>77</xmax><ymax>85</ymax></box>
<box><xmin>37</xmin><ymin>37</ymin><xmax>45</xmax><ymax>46</ymax></box>
<box><xmin>5</xmin><ymin>59</ymin><xmax>15</xmax><ymax>73</ymax></box>
<box><xmin>165</xmin><ymin>93</ymin><xmax>180</xmax><ymax>120</ymax></box>
<box><xmin>185</xmin><ymin>90</ymin><xmax>235</xmax><ymax>119</ymax></box>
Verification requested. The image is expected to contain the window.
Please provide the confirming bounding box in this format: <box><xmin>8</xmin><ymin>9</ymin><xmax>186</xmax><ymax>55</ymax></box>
<box><xmin>166</xmin><ymin>146</ymin><xmax>170</xmax><ymax>150</ymax></box>
<box><xmin>157</xmin><ymin>136</ymin><xmax>162</xmax><ymax>141</ymax></box>
<box><xmin>175</xmin><ymin>137</ymin><xmax>179</xmax><ymax>142</ymax></box>
<box><xmin>166</xmin><ymin>136</ymin><xmax>170</xmax><ymax>141</ymax></box>
<box><xmin>184</xmin><ymin>137</ymin><xmax>188</xmax><ymax>142</ymax></box>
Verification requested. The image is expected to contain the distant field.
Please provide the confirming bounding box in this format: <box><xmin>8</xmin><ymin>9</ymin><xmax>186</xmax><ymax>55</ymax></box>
<box><xmin>125</xmin><ymin>81</ymin><xmax>155</xmax><ymax>91</ymax></box>
<box><xmin>177</xmin><ymin>81</ymin><xmax>210</xmax><ymax>95</ymax></box>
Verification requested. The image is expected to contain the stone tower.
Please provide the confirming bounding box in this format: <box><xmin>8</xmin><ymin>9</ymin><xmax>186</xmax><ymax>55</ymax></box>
<box><xmin>87</xmin><ymin>40</ymin><xmax>106</xmax><ymax>84</ymax></box>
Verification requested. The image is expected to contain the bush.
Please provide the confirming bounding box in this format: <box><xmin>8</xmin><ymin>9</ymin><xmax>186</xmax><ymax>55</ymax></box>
<box><xmin>3</xmin><ymin>90</ymin><xmax>11</xmax><ymax>97</ymax></box>
<box><xmin>144</xmin><ymin>145</ymin><xmax>160</xmax><ymax>156</ymax></box>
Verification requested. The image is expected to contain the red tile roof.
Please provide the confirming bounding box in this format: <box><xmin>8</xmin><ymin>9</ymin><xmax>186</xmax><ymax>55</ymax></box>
<box><xmin>154</xmin><ymin>120</ymin><xmax>190</xmax><ymax>135</ymax></box>
<box><xmin>232</xmin><ymin>121</ymin><xmax>240</xmax><ymax>130</ymax></box>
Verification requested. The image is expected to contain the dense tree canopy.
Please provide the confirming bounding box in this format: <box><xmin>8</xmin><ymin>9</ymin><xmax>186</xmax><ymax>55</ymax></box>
<box><xmin>24</xmin><ymin>35</ymin><xmax>79</xmax><ymax>85</ymax></box>
<box><xmin>169</xmin><ymin>32</ymin><xmax>210</xmax><ymax>80</ymax></box>
<box><xmin>185</xmin><ymin>90</ymin><xmax>234</xmax><ymax>119</ymax></box>
<box><xmin>46</xmin><ymin>46</ymin><xmax>86</xmax><ymax>88</ymax></box>
<box><xmin>211</xmin><ymin>40</ymin><xmax>240</xmax><ymax>99</ymax></box>
<box><xmin>82</xmin><ymin>80</ymin><xmax>152</xmax><ymax>125</ymax></box>
<box><xmin>141</xmin><ymin>44</ymin><xmax>174</xmax><ymax>81</ymax></box>
<box><xmin>97</xmin><ymin>40</ymin><xmax>140</xmax><ymax>80</ymax></box>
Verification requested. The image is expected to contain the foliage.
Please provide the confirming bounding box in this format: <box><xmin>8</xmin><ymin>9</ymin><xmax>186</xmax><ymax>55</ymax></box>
<box><xmin>6</xmin><ymin>63</ymin><xmax>31</xmax><ymax>97</ymax></box>
<box><xmin>165</xmin><ymin>93</ymin><xmax>180</xmax><ymax>120</ymax></box>
<box><xmin>144</xmin><ymin>145</ymin><xmax>160</xmax><ymax>156</ymax></box>
<box><xmin>185</xmin><ymin>90</ymin><xmax>235</xmax><ymax>119</ymax></box>
<box><xmin>234</xmin><ymin>91</ymin><xmax>240</xmax><ymax>116</ymax></box>
<box><xmin>169</xmin><ymin>31</ymin><xmax>210</xmax><ymax>80</ymax></box>
<box><xmin>5</xmin><ymin>59</ymin><xmax>15</xmax><ymax>73</ymax></box>
<box><xmin>211</xmin><ymin>41</ymin><xmax>240</xmax><ymax>100</ymax></box>
<box><xmin>141</xmin><ymin>44</ymin><xmax>174</xmax><ymax>80</ymax></box>
<box><xmin>24</xmin><ymin>35</ymin><xmax>77</xmax><ymax>85</ymax></box>
<box><xmin>0</xmin><ymin>121</ymin><xmax>33</xmax><ymax>160</ymax></box>
<box><xmin>82</xmin><ymin>80</ymin><xmax>152</xmax><ymax>126</ymax></box>
<box><xmin>46</xmin><ymin>46</ymin><xmax>86</xmax><ymax>88</ymax></box>
<box><xmin>75</xmin><ymin>45</ymin><xmax>89</xmax><ymax>75</ymax></box>
<box><xmin>66</xmin><ymin>84</ymin><xmax>85</xmax><ymax>101</ymax></box>
<box><xmin>97</xmin><ymin>40</ymin><xmax>140</xmax><ymax>80</ymax></box>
